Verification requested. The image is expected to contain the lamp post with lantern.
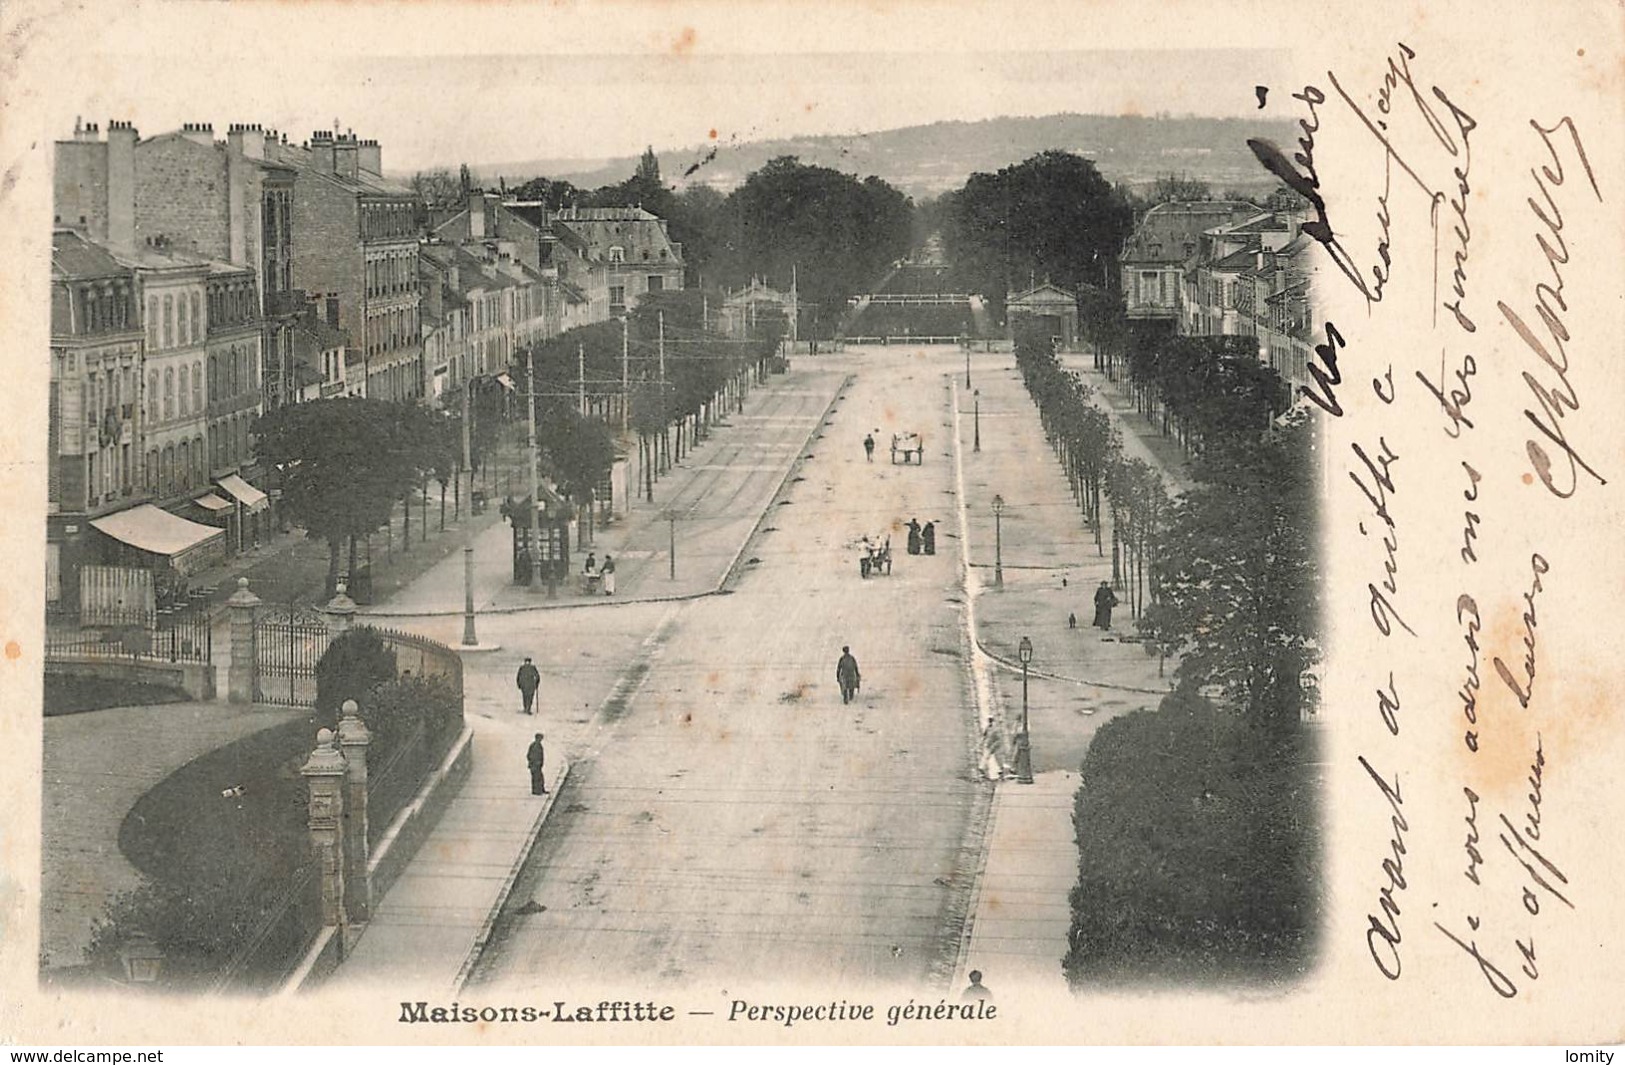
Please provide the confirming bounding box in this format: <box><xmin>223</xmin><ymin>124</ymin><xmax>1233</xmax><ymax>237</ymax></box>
<box><xmin>991</xmin><ymin>494</ymin><xmax>1005</xmax><ymax>590</ymax></box>
<box><xmin>1014</xmin><ymin>635</ymin><xmax>1034</xmax><ymax>784</ymax></box>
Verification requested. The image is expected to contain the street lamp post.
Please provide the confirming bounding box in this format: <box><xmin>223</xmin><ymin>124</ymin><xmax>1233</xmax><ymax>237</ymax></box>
<box><xmin>1015</xmin><ymin>636</ymin><xmax>1034</xmax><ymax>784</ymax></box>
<box><xmin>973</xmin><ymin>389</ymin><xmax>981</xmax><ymax>453</ymax></box>
<box><xmin>991</xmin><ymin>494</ymin><xmax>1005</xmax><ymax>590</ymax></box>
<box><xmin>461</xmin><ymin>546</ymin><xmax>477</xmax><ymax>647</ymax></box>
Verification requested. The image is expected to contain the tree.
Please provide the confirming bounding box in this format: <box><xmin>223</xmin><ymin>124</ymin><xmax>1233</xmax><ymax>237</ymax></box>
<box><xmin>254</xmin><ymin>398</ymin><xmax>425</xmax><ymax>594</ymax></box>
<box><xmin>713</xmin><ymin>157</ymin><xmax>913</xmax><ymax>338</ymax></box>
<box><xmin>942</xmin><ymin>151</ymin><xmax>1133</xmax><ymax>319</ymax></box>
<box><xmin>1140</xmin><ymin>413</ymin><xmax>1319</xmax><ymax>732</ymax></box>
<box><xmin>637</xmin><ymin>146</ymin><xmax>661</xmax><ymax>184</ymax></box>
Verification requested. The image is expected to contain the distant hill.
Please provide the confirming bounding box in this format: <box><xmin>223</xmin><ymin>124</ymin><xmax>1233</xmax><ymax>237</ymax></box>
<box><xmin>470</xmin><ymin>113</ymin><xmax>1295</xmax><ymax>200</ymax></box>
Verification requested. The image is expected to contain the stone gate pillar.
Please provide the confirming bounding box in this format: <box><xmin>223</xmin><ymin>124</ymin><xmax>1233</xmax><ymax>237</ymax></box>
<box><xmin>337</xmin><ymin>700</ymin><xmax>372</xmax><ymax>933</ymax></box>
<box><xmin>322</xmin><ymin>582</ymin><xmax>357</xmax><ymax>638</ymax></box>
<box><xmin>300</xmin><ymin>728</ymin><xmax>348</xmax><ymax>934</ymax></box>
<box><xmin>226</xmin><ymin>577</ymin><xmax>261</xmax><ymax>704</ymax></box>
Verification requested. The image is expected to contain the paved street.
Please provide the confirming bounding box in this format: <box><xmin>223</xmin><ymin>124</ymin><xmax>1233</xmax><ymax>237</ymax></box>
<box><xmin>469</xmin><ymin>346</ymin><xmax>990</xmax><ymax>991</ymax></box>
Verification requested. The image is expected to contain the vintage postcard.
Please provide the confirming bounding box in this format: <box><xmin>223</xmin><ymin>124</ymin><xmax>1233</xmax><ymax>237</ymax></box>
<box><xmin>0</xmin><ymin>0</ymin><xmax>1621</xmax><ymax>1048</ymax></box>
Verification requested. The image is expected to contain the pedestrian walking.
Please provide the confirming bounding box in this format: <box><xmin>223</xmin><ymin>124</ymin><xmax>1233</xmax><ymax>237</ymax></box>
<box><xmin>863</xmin><ymin>433</ymin><xmax>876</xmax><ymax>462</ymax></box>
<box><xmin>516</xmin><ymin>656</ymin><xmax>541</xmax><ymax>714</ymax></box>
<box><xmin>921</xmin><ymin>521</ymin><xmax>936</xmax><ymax>555</ymax></box>
<box><xmin>906</xmin><ymin>518</ymin><xmax>922</xmax><ymax>556</ymax></box>
<box><xmin>961</xmin><ymin>970</ymin><xmax>992</xmax><ymax>1003</ymax></box>
<box><xmin>526</xmin><ymin>732</ymin><xmax>547</xmax><ymax>795</ymax></box>
<box><xmin>1068</xmin><ymin>612</ymin><xmax>1077</xmax><ymax>630</ymax></box>
<box><xmin>836</xmin><ymin>646</ymin><xmax>861</xmax><ymax>704</ymax></box>
<box><xmin>601</xmin><ymin>555</ymin><xmax>616</xmax><ymax>595</ymax></box>
<box><xmin>1093</xmin><ymin>581</ymin><xmax>1119</xmax><ymax>630</ymax></box>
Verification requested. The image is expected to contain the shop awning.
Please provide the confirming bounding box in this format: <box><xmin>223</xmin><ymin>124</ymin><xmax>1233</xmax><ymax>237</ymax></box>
<box><xmin>215</xmin><ymin>473</ymin><xmax>268</xmax><ymax>514</ymax></box>
<box><xmin>496</xmin><ymin>373</ymin><xmax>516</xmax><ymax>392</ymax></box>
<box><xmin>91</xmin><ymin>504</ymin><xmax>226</xmax><ymax>559</ymax></box>
<box><xmin>192</xmin><ymin>493</ymin><xmax>232</xmax><ymax>513</ymax></box>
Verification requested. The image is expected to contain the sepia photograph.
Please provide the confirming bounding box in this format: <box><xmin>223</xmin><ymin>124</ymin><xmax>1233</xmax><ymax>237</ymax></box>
<box><xmin>2</xmin><ymin>0</ymin><xmax>1622</xmax><ymax>1049</ymax></box>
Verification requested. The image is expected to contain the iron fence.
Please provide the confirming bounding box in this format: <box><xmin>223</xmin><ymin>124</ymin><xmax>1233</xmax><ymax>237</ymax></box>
<box><xmin>45</xmin><ymin>603</ymin><xmax>213</xmax><ymax>664</ymax></box>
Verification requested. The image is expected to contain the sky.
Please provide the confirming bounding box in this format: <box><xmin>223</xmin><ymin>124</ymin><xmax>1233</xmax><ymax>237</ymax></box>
<box><xmin>19</xmin><ymin>2</ymin><xmax>1291</xmax><ymax>176</ymax></box>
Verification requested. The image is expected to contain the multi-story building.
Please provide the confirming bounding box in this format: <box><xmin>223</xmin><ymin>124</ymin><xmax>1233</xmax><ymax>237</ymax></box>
<box><xmin>1119</xmin><ymin>201</ymin><xmax>1259</xmax><ymax>325</ymax></box>
<box><xmin>420</xmin><ymin>236</ymin><xmax>549</xmax><ymax>403</ymax></box>
<box><xmin>558</xmin><ymin>206</ymin><xmax>684</xmax><ymax>317</ymax></box>
<box><xmin>1119</xmin><ymin>200</ymin><xmax>1319</xmax><ymax>401</ymax></box>
<box><xmin>265</xmin><ymin>130</ymin><xmax>423</xmax><ymax>402</ymax></box>
<box><xmin>47</xmin><ymin>231</ymin><xmax>143</xmax><ymax>611</ymax></box>
<box><xmin>54</xmin><ymin>119</ymin><xmax>280</xmax><ymax>507</ymax></box>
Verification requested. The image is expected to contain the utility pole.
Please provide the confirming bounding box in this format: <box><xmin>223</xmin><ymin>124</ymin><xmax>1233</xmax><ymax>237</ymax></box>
<box><xmin>461</xmin><ymin>378</ymin><xmax>472</xmax><ymax>518</ymax></box>
<box><xmin>578</xmin><ymin>340</ymin><xmax>586</xmax><ymax>416</ymax></box>
<box><xmin>526</xmin><ymin>348</ymin><xmax>542</xmax><ymax>593</ymax></box>
<box><xmin>658</xmin><ymin>310</ymin><xmax>667</xmax><ymax>475</ymax></box>
<box><xmin>621</xmin><ymin>316</ymin><xmax>629</xmax><ymax>433</ymax></box>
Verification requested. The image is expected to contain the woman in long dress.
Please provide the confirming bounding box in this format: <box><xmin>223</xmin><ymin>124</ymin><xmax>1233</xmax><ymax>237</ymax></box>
<box><xmin>601</xmin><ymin>555</ymin><xmax>616</xmax><ymax>595</ymax></box>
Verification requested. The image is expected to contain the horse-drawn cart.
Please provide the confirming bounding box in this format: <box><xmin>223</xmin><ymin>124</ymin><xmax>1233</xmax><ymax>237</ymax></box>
<box><xmin>891</xmin><ymin>432</ymin><xmax>924</xmax><ymax>464</ymax></box>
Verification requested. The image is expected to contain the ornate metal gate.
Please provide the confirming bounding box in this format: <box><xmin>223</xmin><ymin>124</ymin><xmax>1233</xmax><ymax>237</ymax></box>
<box><xmin>253</xmin><ymin>605</ymin><xmax>329</xmax><ymax>707</ymax></box>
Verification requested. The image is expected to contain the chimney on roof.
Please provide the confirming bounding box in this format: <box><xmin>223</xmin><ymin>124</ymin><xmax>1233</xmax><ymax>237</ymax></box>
<box><xmin>227</xmin><ymin>122</ymin><xmax>266</xmax><ymax>160</ymax></box>
<box><xmin>309</xmin><ymin>130</ymin><xmax>335</xmax><ymax>174</ymax></box>
<box><xmin>106</xmin><ymin>120</ymin><xmax>138</xmax><ymax>253</ymax></box>
<box><xmin>333</xmin><ymin>132</ymin><xmax>359</xmax><ymax>181</ymax></box>
<box><xmin>180</xmin><ymin>121</ymin><xmax>215</xmax><ymax>147</ymax></box>
<box><xmin>469</xmin><ymin>191</ymin><xmax>487</xmax><ymax>239</ymax></box>
<box><xmin>357</xmin><ymin>138</ymin><xmax>381</xmax><ymax>177</ymax></box>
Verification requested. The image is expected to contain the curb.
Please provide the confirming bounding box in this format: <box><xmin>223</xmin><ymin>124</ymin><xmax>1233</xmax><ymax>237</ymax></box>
<box><xmin>357</xmin><ymin>373</ymin><xmax>856</xmax><ymax>620</ymax></box>
<box><xmin>450</xmin><ymin>758</ymin><xmax>572</xmax><ymax>995</ymax></box>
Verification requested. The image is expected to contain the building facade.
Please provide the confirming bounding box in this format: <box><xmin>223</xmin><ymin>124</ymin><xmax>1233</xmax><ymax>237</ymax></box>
<box><xmin>266</xmin><ymin>130</ymin><xmax>423</xmax><ymax>402</ymax></box>
<box><xmin>47</xmin><ymin>232</ymin><xmax>143</xmax><ymax>610</ymax></box>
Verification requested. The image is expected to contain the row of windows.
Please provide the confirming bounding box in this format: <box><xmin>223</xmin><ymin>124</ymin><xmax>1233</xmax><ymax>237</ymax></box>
<box><xmin>74</xmin><ymin>283</ymin><xmax>136</xmax><ymax>335</ymax></box>
<box><xmin>142</xmin><ymin>362</ymin><xmax>204</xmax><ymax>425</ymax></box>
<box><xmin>147</xmin><ymin>291</ymin><xmax>202</xmax><ymax>350</ymax></box>
<box><xmin>366</xmin><ymin>251</ymin><xmax>416</xmax><ymax>299</ymax></box>
<box><xmin>605</xmin><ymin>245</ymin><xmax>671</xmax><ymax>264</ymax></box>
<box><xmin>366</xmin><ymin>307</ymin><xmax>419</xmax><ymax>358</ymax></box>
<box><xmin>361</xmin><ymin>200</ymin><xmax>414</xmax><ymax>241</ymax></box>
<box><xmin>208</xmin><ymin>281</ymin><xmax>257</xmax><ymax>330</ymax></box>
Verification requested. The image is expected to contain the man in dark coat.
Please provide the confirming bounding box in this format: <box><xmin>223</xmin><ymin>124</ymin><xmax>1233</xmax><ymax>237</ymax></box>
<box><xmin>1093</xmin><ymin>581</ymin><xmax>1119</xmax><ymax>630</ymax></box>
<box><xmin>836</xmin><ymin>646</ymin><xmax>861</xmax><ymax>704</ymax></box>
<box><xmin>907</xmin><ymin>519</ymin><xmax>922</xmax><ymax>555</ymax></box>
<box><xmin>516</xmin><ymin>656</ymin><xmax>541</xmax><ymax>714</ymax></box>
<box><xmin>922</xmin><ymin>521</ymin><xmax>936</xmax><ymax>555</ymax></box>
<box><xmin>526</xmin><ymin>733</ymin><xmax>547</xmax><ymax>795</ymax></box>
<box><xmin>863</xmin><ymin>433</ymin><xmax>876</xmax><ymax>462</ymax></box>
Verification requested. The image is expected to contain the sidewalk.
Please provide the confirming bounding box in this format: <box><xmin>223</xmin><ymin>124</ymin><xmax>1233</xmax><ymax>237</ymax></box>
<box><xmin>951</xmin><ymin>352</ymin><xmax>1189</xmax><ymax>996</ymax></box>
<box><xmin>364</xmin><ymin>369</ymin><xmax>849</xmax><ymax>617</ymax></box>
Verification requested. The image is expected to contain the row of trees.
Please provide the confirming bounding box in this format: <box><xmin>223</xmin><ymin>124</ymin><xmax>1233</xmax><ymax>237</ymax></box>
<box><xmin>427</xmin><ymin>151</ymin><xmax>916</xmax><ymax>339</ymax></box>
<box><xmin>1053</xmin><ymin>300</ymin><xmax>1320</xmax><ymax>988</ymax></box>
<box><xmin>1014</xmin><ymin>324</ymin><xmax>1166</xmax><ymax>632</ymax></box>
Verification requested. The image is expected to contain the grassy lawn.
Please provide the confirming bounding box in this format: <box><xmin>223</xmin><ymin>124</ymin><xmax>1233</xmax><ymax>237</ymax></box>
<box><xmin>120</xmin><ymin>716</ymin><xmax>312</xmax><ymax>888</ymax></box>
<box><xmin>43</xmin><ymin>674</ymin><xmax>189</xmax><ymax>716</ymax></box>
<box><xmin>107</xmin><ymin>716</ymin><xmax>318</xmax><ymax>988</ymax></box>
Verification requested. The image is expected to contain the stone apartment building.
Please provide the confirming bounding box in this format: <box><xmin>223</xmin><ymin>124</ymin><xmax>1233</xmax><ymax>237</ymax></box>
<box><xmin>47</xmin><ymin>231</ymin><xmax>143</xmax><ymax>611</ymax></box>
<box><xmin>264</xmin><ymin>130</ymin><xmax>423</xmax><ymax>403</ymax></box>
